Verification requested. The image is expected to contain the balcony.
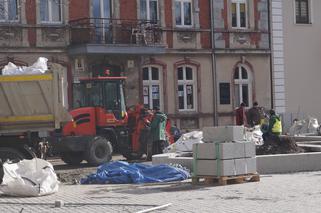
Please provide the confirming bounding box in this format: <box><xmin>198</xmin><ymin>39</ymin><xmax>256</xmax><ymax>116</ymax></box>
<box><xmin>68</xmin><ymin>18</ymin><xmax>165</xmax><ymax>55</ymax></box>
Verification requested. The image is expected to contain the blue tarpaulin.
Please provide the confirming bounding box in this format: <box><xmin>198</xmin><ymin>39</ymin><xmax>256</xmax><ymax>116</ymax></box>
<box><xmin>80</xmin><ymin>161</ymin><xmax>190</xmax><ymax>184</ymax></box>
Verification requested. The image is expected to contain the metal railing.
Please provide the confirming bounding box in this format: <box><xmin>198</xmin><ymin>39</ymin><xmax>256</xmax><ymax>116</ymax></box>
<box><xmin>69</xmin><ymin>18</ymin><xmax>163</xmax><ymax>46</ymax></box>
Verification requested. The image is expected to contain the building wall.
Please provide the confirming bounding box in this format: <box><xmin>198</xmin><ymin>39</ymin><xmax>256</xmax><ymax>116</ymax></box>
<box><xmin>213</xmin><ymin>0</ymin><xmax>272</xmax><ymax>125</ymax></box>
<box><xmin>215</xmin><ymin>55</ymin><xmax>271</xmax><ymax>125</ymax></box>
<box><xmin>282</xmin><ymin>0</ymin><xmax>321</xmax><ymax>124</ymax></box>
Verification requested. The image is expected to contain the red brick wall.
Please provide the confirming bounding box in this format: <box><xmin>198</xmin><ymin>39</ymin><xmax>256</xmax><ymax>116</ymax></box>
<box><xmin>119</xmin><ymin>0</ymin><xmax>137</xmax><ymax>19</ymax></box>
<box><xmin>69</xmin><ymin>0</ymin><xmax>90</xmax><ymax>20</ymax></box>
<box><xmin>199</xmin><ymin>0</ymin><xmax>211</xmax><ymax>48</ymax></box>
<box><xmin>25</xmin><ymin>0</ymin><xmax>36</xmax><ymax>47</ymax></box>
<box><xmin>164</xmin><ymin>0</ymin><xmax>173</xmax><ymax>48</ymax></box>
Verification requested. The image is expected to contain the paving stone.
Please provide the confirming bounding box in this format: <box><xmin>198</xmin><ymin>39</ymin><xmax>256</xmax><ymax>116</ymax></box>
<box><xmin>203</xmin><ymin>126</ymin><xmax>245</xmax><ymax>142</ymax></box>
<box><xmin>1</xmin><ymin>171</ymin><xmax>321</xmax><ymax>212</ymax></box>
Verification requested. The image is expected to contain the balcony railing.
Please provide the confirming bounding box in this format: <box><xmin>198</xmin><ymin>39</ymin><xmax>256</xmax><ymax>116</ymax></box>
<box><xmin>69</xmin><ymin>18</ymin><xmax>163</xmax><ymax>46</ymax></box>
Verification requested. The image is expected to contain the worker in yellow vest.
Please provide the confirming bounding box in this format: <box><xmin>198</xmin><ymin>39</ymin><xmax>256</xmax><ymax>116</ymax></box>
<box><xmin>262</xmin><ymin>109</ymin><xmax>282</xmax><ymax>141</ymax></box>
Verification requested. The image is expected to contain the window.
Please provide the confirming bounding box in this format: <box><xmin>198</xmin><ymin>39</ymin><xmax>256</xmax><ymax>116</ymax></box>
<box><xmin>295</xmin><ymin>0</ymin><xmax>310</xmax><ymax>24</ymax></box>
<box><xmin>0</xmin><ymin>0</ymin><xmax>18</xmax><ymax>21</ymax></box>
<box><xmin>175</xmin><ymin>0</ymin><xmax>192</xmax><ymax>27</ymax></box>
<box><xmin>177</xmin><ymin>66</ymin><xmax>196</xmax><ymax>111</ymax></box>
<box><xmin>234</xmin><ymin>65</ymin><xmax>252</xmax><ymax>107</ymax></box>
<box><xmin>231</xmin><ymin>0</ymin><xmax>247</xmax><ymax>28</ymax></box>
<box><xmin>143</xmin><ymin>66</ymin><xmax>162</xmax><ymax>110</ymax></box>
<box><xmin>140</xmin><ymin>0</ymin><xmax>158</xmax><ymax>22</ymax></box>
<box><xmin>219</xmin><ymin>83</ymin><xmax>231</xmax><ymax>105</ymax></box>
<box><xmin>40</xmin><ymin>0</ymin><xmax>62</xmax><ymax>23</ymax></box>
<box><xmin>93</xmin><ymin>0</ymin><xmax>112</xmax><ymax>42</ymax></box>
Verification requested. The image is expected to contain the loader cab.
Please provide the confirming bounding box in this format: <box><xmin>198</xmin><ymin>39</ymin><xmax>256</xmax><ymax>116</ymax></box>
<box><xmin>73</xmin><ymin>77</ymin><xmax>127</xmax><ymax>121</ymax></box>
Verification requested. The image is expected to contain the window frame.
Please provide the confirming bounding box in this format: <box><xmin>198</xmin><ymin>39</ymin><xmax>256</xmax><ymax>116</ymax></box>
<box><xmin>140</xmin><ymin>0</ymin><xmax>159</xmax><ymax>22</ymax></box>
<box><xmin>40</xmin><ymin>0</ymin><xmax>63</xmax><ymax>24</ymax></box>
<box><xmin>177</xmin><ymin>65</ymin><xmax>197</xmax><ymax>112</ymax></box>
<box><xmin>295</xmin><ymin>0</ymin><xmax>311</xmax><ymax>24</ymax></box>
<box><xmin>175</xmin><ymin>0</ymin><xmax>193</xmax><ymax>28</ymax></box>
<box><xmin>233</xmin><ymin>64</ymin><xmax>252</xmax><ymax>108</ymax></box>
<box><xmin>231</xmin><ymin>0</ymin><xmax>248</xmax><ymax>29</ymax></box>
<box><xmin>0</xmin><ymin>0</ymin><xmax>19</xmax><ymax>22</ymax></box>
<box><xmin>142</xmin><ymin>66</ymin><xmax>163</xmax><ymax>111</ymax></box>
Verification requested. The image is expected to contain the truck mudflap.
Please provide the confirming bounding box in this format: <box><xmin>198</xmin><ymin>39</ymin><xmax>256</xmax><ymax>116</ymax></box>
<box><xmin>49</xmin><ymin>136</ymin><xmax>94</xmax><ymax>153</ymax></box>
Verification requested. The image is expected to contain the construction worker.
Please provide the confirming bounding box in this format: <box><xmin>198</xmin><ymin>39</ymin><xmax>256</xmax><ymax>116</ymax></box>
<box><xmin>262</xmin><ymin>109</ymin><xmax>282</xmax><ymax>141</ymax></box>
<box><xmin>247</xmin><ymin>102</ymin><xmax>263</xmax><ymax>127</ymax></box>
<box><xmin>235</xmin><ymin>102</ymin><xmax>247</xmax><ymax>126</ymax></box>
<box><xmin>150</xmin><ymin>106</ymin><xmax>168</xmax><ymax>156</ymax></box>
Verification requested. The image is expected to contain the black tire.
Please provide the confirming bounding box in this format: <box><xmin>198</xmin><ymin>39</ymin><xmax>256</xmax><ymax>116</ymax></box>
<box><xmin>0</xmin><ymin>147</ymin><xmax>25</xmax><ymax>163</ymax></box>
<box><xmin>61</xmin><ymin>152</ymin><xmax>84</xmax><ymax>165</ymax></box>
<box><xmin>122</xmin><ymin>151</ymin><xmax>143</xmax><ymax>161</ymax></box>
<box><xmin>85</xmin><ymin>137</ymin><xmax>112</xmax><ymax>166</ymax></box>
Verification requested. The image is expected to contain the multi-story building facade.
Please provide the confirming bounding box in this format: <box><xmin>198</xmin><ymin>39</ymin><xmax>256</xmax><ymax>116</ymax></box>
<box><xmin>212</xmin><ymin>0</ymin><xmax>272</xmax><ymax>125</ymax></box>
<box><xmin>68</xmin><ymin>0</ymin><xmax>215</xmax><ymax>130</ymax></box>
<box><xmin>0</xmin><ymin>0</ymin><xmax>272</xmax><ymax>130</ymax></box>
<box><xmin>271</xmin><ymin>0</ymin><xmax>321</xmax><ymax>130</ymax></box>
<box><xmin>0</xmin><ymin>0</ymin><xmax>71</xmax><ymax>106</ymax></box>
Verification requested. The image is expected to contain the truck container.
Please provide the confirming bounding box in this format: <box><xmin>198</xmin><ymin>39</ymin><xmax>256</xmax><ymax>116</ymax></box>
<box><xmin>0</xmin><ymin>70</ymin><xmax>70</xmax><ymax>160</ymax></box>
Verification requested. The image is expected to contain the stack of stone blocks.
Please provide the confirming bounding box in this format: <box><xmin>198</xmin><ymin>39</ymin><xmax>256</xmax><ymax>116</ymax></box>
<box><xmin>193</xmin><ymin>126</ymin><xmax>257</xmax><ymax>177</ymax></box>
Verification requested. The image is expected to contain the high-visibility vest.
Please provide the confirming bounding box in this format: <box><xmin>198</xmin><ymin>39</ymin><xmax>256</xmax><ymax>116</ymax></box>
<box><xmin>272</xmin><ymin>117</ymin><xmax>282</xmax><ymax>134</ymax></box>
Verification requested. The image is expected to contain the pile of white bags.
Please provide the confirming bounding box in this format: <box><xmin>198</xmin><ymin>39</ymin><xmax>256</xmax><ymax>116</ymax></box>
<box><xmin>245</xmin><ymin>126</ymin><xmax>264</xmax><ymax>145</ymax></box>
<box><xmin>0</xmin><ymin>158</ymin><xmax>59</xmax><ymax>197</ymax></box>
<box><xmin>163</xmin><ymin>131</ymin><xmax>203</xmax><ymax>153</ymax></box>
<box><xmin>288</xmin><ymin>117</ymin><xmax>319</xmax><ymax>136</ymax></box>
<box><xmin>2</xmin><ymin>57</ymin><xmax>48</xmax><ymax>75</ymax></box>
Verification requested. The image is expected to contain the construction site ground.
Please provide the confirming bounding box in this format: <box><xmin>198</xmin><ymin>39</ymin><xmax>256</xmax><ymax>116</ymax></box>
<box><xmin>1</xmin><ymin>155</ymin><xmax>321</xmax><ymax>212</ymax></box>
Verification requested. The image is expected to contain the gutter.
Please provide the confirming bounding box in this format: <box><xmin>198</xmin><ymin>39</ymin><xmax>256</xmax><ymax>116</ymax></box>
<box><xmin>268</xmin><ymin>0</ymin><xmax>274</xmax><ymax>109</ymax></box>
<box><xmin>210</xmin><ymin>0</ymin><xmax>218</xmax><ymax>126</ymax></box>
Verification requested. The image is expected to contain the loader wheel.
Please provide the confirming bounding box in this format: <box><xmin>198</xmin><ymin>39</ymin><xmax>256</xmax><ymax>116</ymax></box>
<box><xmin>0</xmin><ymin>148</ymin><xmax>25</xmax><ymax>163</ymax></box>
<box><xmin>86</xmin><ymin>137</ymin><xmax>112</xmax><ymax>166</ymax></box>
<box><xmin>122</xmin><ymin>152</ymin><xmax>143</xmax><ymax>161</ymax></box>
<box><xmin>61</xmin><ymin>152</ymin><xmax>84</xmax><ymax>165</ymax></box>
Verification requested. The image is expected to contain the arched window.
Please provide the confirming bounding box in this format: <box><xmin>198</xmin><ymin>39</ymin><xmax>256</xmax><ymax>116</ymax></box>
<box><xmin>177</xmin><ymin>65</ymin><xmax>197</xmax><ymax>111</ymax></box>
<box><xmin>234</xmin><ymin>65</ymin><xmax>252</xmax><ymax>107</ymax></box>
<box><xmin>142</xmin><ymin>66</ymin><xmax>163</xmax><ymax>110</ymax></box>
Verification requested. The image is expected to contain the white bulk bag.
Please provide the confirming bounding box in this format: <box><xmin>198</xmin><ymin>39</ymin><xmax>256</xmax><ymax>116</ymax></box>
<box><xmin>0</xmin><ymin>158</ymin><xmax>59</xmax><ymax>197</ymax></box>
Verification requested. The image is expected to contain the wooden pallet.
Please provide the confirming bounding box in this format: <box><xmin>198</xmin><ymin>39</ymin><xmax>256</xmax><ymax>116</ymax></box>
<box><xmin>192</xmin><ymin>173</ymin><xmax>260</xmax><ymax>186</ymax></box>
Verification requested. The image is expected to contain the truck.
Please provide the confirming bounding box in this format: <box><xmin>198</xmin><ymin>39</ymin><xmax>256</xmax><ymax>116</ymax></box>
<box><xmin>0</xmin><ymin>70</ymin><xmax>173</xmax><ymax>165</ymax></box>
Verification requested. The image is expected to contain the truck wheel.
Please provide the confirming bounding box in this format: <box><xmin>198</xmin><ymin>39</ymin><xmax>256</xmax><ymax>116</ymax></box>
<box><xmin>122</xmin><ymin>152</ymin><xmax>143</xmax><ymax>161</ymax></box>
<box><xmin>0</xmin><ymin>148</ymin><xmax>25</xmax><ymax>162</ymax></box>
<box><xmin>85</xmin><ymin>137</ymin><xmax>112</xmax><ymax>166</ymax></box>
<box><xmin>61</xmin><ymin>152</ymin><xmax>84</xmax><ymax>165</ymax></box>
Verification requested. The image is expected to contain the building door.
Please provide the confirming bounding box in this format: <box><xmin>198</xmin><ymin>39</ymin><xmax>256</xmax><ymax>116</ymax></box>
<box><xmin>93</xmin><ymin>0</ymin><xmax>112</xmax><ymax>43</ymax></box>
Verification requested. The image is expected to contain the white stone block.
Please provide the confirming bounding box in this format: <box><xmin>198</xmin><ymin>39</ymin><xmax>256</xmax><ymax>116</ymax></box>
<box><xmin>194</xmin><ymin>157</ymin><xmax>257</xmax><ymax>177</ymax></box>
<box><xmin>193</xmin><ymin>141</ymin><xmax>255</xmax><ymax>160</ymax></box>
<box><xmin>244</xmin><ymin>142</ymin><xmax>256</xmax><ymax>158</ymax></box>
<box><xmin>194</xmin><ymin>159</ymin><xmax>236</xmax><ymax>176</ymax></box>
<box><xmin>202</xmin><ymin>126</ymin><xmax>245</xmax><ymax>142</ymax></box>
<box><xmin>235</xmin><ymin>158</ymin><xmax>257</xmax><ymax>175</ymax></box>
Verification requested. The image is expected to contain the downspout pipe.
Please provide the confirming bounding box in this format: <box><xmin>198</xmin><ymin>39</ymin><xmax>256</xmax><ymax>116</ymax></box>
<box><xmin>268</xmin><ymin>0</ymin><xmax>274</xmax><ymax>110</ymax></box>
<box><xmin>210</xmin><ymin>0</ymin><xmax>218</xmax><ymax>126</ymax></box>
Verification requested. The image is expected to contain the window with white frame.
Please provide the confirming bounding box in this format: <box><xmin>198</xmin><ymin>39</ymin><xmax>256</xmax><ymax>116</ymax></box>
<box><xmin>234</xmin><ymin>65</ymin><xmax>252</xmax><ymax>107</ymax></box>
<box><xmin>231</xmin><ymin>0</ymin><xmax>247</xmax><ymax>28</ymax></box>
<box><xmin>40</xmin><ymin>0</ymin><xmax>62</xmax><ymax>23</ymax></box>
<box><xmin>295</xmin><ymin>0</ymin><xmax>310</xmax><ymax>24</ymax></box>
<box><xmin>143</xmin><ymin>66</ymin><xmax>163</xmax><ymax>110</ymax></box>
<box><xmin>140</xmin><ymin>0</ymin><xmax>158</xmax><ymax>22</ymax></box>
<box><xmin>177</xmin><ymin>66</ymin><xmax>197</xmax><ymax>111</ymax></box>
<box><xmin>0</xmin><ymin>0</ymin><xmax>18</xmax><ymax>21</ymax></box>
<box><xmin>175</xmin><ymin>0</ymin><xmax>192</xmax><ymax>27</ymax></box>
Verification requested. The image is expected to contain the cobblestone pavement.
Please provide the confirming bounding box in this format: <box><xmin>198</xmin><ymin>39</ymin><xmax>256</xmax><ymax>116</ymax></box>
<box><xmin>1</xmin><ymin>171</ymin><xmax>321</xmax><ymax>213</ymax></box>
